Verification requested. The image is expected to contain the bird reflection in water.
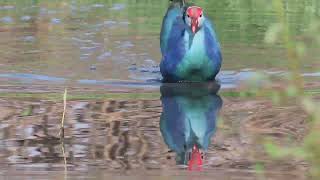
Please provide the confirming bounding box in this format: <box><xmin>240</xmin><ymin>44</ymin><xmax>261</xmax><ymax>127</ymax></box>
<box><xmin>160</xmin><ymin>82</ymin><xmax>223</xmax><ymax>170</ymax></box>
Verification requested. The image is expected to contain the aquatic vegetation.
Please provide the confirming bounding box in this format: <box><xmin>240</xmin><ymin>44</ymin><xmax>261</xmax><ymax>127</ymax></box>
<box><xmin>261</xmin><ymin>0</ymin><xmax>320</xmax><ymax>179</ymax></box>
<box><xmin>0</xmin><ymin>0</ymin><xmax>319</xmax><ymax>178</ymax></box>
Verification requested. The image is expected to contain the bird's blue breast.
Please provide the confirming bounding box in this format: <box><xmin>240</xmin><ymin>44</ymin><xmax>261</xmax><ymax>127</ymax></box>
<box><xmin>175</xmin><ymin>27</ymin><xmax>215</xmax><ymax>81</ymax></box>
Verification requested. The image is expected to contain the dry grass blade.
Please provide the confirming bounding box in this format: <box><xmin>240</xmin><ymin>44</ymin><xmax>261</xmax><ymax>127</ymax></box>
<box><xmin>59</xmin><ymin>88</ymin><xmax>67</xmax><ymax>138</ymax></box>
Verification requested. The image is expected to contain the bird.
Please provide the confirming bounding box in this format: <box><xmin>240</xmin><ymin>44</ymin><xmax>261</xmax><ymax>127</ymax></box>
<box><xmin>159</xmin><ymin>82</ymin><xmax>223</xmax><ymax>168</ymax></box>
<box><xmin>160</xmin><ymin>0</ymin><xmax>222</xmax><ymax>82</ymax></box>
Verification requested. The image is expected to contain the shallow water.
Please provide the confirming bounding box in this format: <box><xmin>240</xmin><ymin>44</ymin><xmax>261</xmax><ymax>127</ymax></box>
<box><xmin>0</xmin><ymin>0</ymin><xmax>319</xmax><ymax>85</ymax></box>
<box><xmin>0</xmin><ymin>0</ymin><xmax>318</xmax><ymax>179</ymax></box>
<box><xmin>0</xmin><ymin>83</ymin><xmax>308</xmax><ymax>179</ymax></box>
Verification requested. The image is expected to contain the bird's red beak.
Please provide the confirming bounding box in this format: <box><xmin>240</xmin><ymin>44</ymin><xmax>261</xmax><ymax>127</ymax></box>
<box><xmin>191</xmin><ymin>18</ymin><xmax>199</xmax><ymax>34</ymax></box>
<box><xmin>188</xmin><ymin>145</ymin><xmax>203</xmax><ymax>171</ymax></box>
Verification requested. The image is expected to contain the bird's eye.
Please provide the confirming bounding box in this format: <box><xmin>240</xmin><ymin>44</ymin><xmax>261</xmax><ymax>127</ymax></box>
<box><xmin>187</xmin><ymin>14</ymin><xmax>190</xmax><ymax>18</ymax></box>
<box><xmin>200</xmin><ymin>14</ymin><xmax>202</xmax><ymax>17</ymax></box>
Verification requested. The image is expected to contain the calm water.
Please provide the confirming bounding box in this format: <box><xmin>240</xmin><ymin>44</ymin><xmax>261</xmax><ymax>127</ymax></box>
<box><xmin>0</xmin><ymin>83</ymin><xmax>308</xmax><ymax>179</ymax></box>
<box><xmin>0</xmin><ymin>0</ymin><xmax>319</xmax><ymax>85</ymax></box>
<box><xmin>0</xmin><ymin>0</ymin><xmax>318</xmax><ymax>179</ymax></box>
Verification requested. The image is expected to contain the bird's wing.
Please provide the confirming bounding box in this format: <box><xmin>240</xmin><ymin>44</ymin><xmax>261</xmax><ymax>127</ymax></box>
<box><xmin>203</xmin><ymin>18</ymin><xmax>222</xmax><ymax>76</ymax></box>
<box><xmin>160</xmin><ymin>4</ymin><xmax>183</xmax><ymax>54</ymax></box>
<box><xmin>160</xmin><ymin>11</ymin><xmax>188</xmax><ymax>82</ymax></box>
<box><xmin>203</xmin><ymin>18</ymin><xmax>222</xmax><ymax>60</ymax></box>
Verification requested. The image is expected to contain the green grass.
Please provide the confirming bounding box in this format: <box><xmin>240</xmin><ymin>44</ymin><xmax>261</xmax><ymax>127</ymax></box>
<box><xmin>20</xmin><ymin>105</ymin><xmax>33</xmax><ymax>116</ymax></box>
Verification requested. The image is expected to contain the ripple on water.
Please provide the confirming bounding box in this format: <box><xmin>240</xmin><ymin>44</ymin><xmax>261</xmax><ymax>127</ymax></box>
<box><xmin>50</xmin><ymin>18</ymin><xmax>61</xmax><ymax>24</ymax></box>
<box><xmin>22</xmin><ymin>36</ymin><xmax>36</xmax><ymax>42</ymax></box>
<box><xmin>303</xmin><ymin>72</ymin><xmax>320</xmax><ymax>77</ymax></box>
<box><xmin>20</xmin><ymin>15</ymin><xmax>32</xmax><ymax>22</ymax></box>
<box><xmin>71</xmin><ymin>37</ymin><xmax>94</xmax><ymax>43</ymax></box>
<box><xmin>0</xmin><ymin>68</ymin><xmax>314</xmax><ymax>91</ymax></box>
<box><xmin>7</xmin><ymin>155</ymin><xmax>25</xmax><ymax>164</ymax></box>
<box><xmin>128</xmin><ymin>59</ymin><xmax>162</xmax><ymax>81</ymax></box>
<box><xmin>92</xmin><ymin>4</ymin><xmax>105</xmax><ymax>8</ymax></box>
<box><xmin>117</xmin><ymin>41</ymin><xmax>134</xmax><ymax>49</ymax></box>
<box><xmin>101</xmin><ymin>20</ymin><xmax>130</xmax><ymax>29</ymax></box>
<box><xmin>109</xmin><ymin>3</ymin><xmax>126</xmax><ymax>11</ymax></box>
<box><xmin>0</xmin><ymin>5</ymin><xmax>15</xmax><ymax>10</ymax></box>
<box><xmin>0</xmin><ymin>73</ymin><xmax>66</xmax><ymax>83</ymax></box>
<box><xmin>80</xmin><ymin>54</ymin><xmax>91</xmax><ymax>60</ymax></box>
<box><xmin>102</xmin><ymin>20</ymin><xmax>117</xmax><ymax>26</ymax></box>
<box><xmin>118</xmin><ymin>21</ymin><xmax>130</xmax><ymax>26</ymax></box>
<box><xmin>39</xmin><ymin>7</ymin><xmax>49</xmax><ymax>16</ymax></box>
<box><xmin>74</xmin><ymin>123</ymin><xmax>91</xmax><ymax>130</ymax></box>
<box><xmin>78</xmin><ymin>6</ymin><xmax>91</xmax><ymax>12</ymax></box>
<box><xmin>97</xmin><ymin>51</ymin><xmax>112</xmax><ymax>61</ymax></box>
<box><xmin>90</xmin><ymin>65</ymin><xmax>97</xmax><ymax>70</ymax></box>
<box><xmin>71</xmin><ymin>144</ymin><xmax>88</xmax><ymax>158</ymax></box>
<box><xmin>80</xmin><ymin>46</ymin><xmax>99</xmax><ymax>51</ymax></box>
<box><xmin>0</xmin><ymin>16</ymin><xmax>14</xmax><ymax>23</ymax></box>
<box><xmin>26</xmin><ymin>147</ymin><xmax>41</xmax><ymax>157</ymax></box>
<box><xmin>48</xmin><ymin>10</ymin><xmax>57</xmax><ymax>15</ymax></box>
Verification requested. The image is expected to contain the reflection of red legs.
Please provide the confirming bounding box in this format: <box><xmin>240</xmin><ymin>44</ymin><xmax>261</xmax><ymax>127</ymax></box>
<box><xmin>188</xmin><ymin>145</ymin><xmax>203</xmax><ymax>171</ymax></box>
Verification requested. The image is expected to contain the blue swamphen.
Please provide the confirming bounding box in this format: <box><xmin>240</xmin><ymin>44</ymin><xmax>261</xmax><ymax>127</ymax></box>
<box><xmin>160</xmin><ymin>0</ymin><xmax>222</xmax><ymax>82</ymax></box>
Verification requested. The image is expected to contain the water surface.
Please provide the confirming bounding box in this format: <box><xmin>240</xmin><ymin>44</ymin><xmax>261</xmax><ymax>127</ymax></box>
<box><xmin>0</xmin><ymin>0</ymin><xmax>319</xmax><ymax>85</ymax></box>
<box><xmin>0</xmin><ymin>83</ymin><xmax>308</xmax><ymax>179</ymax></box>
<box><xmin>0</xmin><ymin>0</ymin><xmax>318</xmax><ymax>179</ymax></box>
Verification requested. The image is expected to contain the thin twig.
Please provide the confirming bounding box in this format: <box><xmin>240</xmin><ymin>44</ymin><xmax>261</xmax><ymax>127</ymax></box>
<box><xmin>59</xmin><ymin>88</ymin><xmax>68</xmax><ymax>179</ymax></box>
<box><xmin>59</xmin><ymin>88</ymin><xmax>67</xmax><ymax>138</ymax></box>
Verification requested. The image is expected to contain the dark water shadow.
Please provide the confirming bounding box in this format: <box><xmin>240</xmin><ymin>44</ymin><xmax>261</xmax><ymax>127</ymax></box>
<box><xmin>160</xmin><ymin>82</ymin><xmax>223</xmax><ymax>169</ymax></box>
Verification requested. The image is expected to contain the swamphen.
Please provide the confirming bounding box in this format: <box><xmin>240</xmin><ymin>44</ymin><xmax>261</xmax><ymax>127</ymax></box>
<box><xmin>160</xmin><ymin>0</ymin><xmax>222</xmax><ymax>82</ymax></box>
